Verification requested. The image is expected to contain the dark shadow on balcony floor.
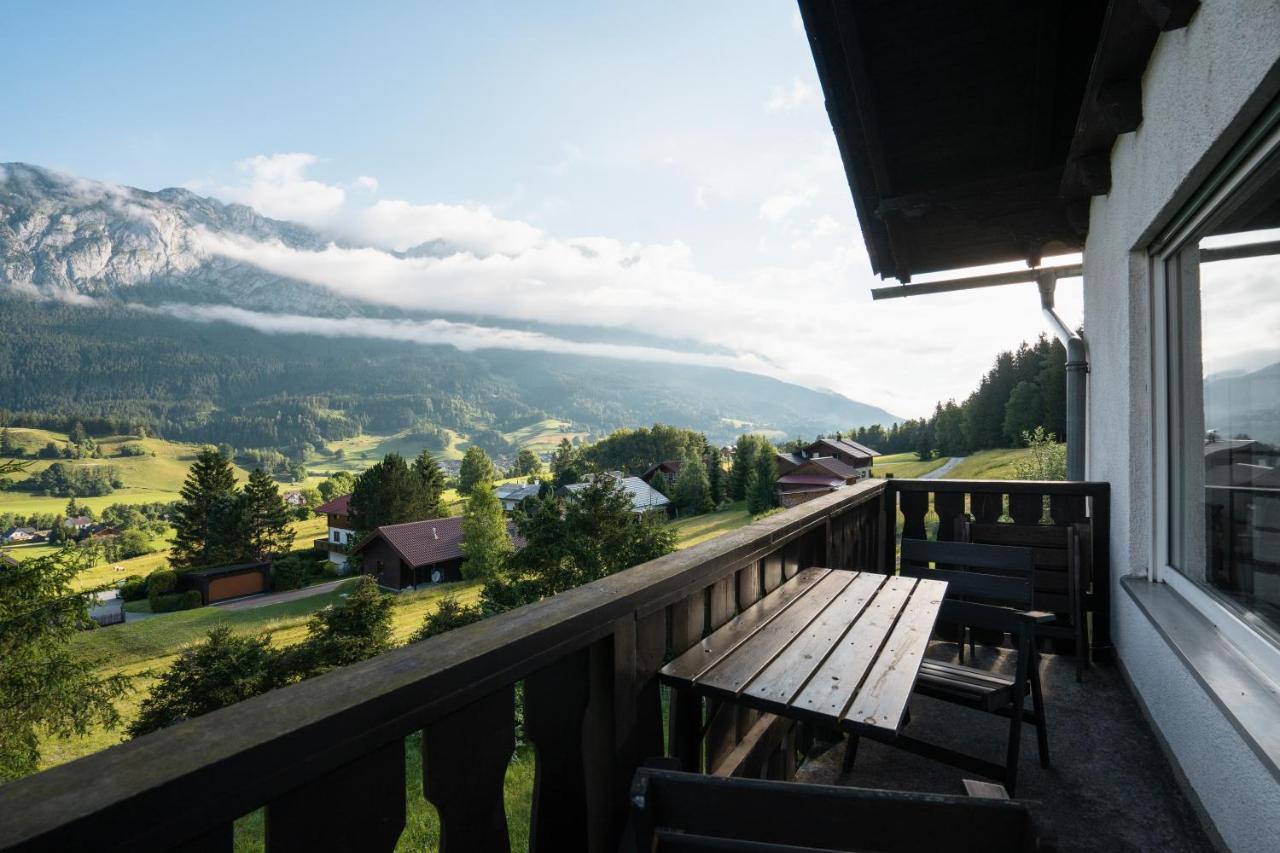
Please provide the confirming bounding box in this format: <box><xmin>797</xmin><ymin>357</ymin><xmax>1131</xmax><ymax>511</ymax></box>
<box><xmin>795</xmin><ymin>643</ymin><xmax>1216</xmax><ymax>853</ymax></box>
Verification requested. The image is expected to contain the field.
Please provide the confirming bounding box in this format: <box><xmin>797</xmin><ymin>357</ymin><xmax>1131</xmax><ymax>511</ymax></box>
<box><xmin>0</xmin><ymin>428</ymin><xmax>253</xmax><ymax>518</ymax></box>
<box><xmin>870</xmin><ymin>451</ymin><xmax>950</xmax><ymax>479</ymax></box>
<box><xmin>942</xmin><ymin>447</ymin><xmax>1034</xmax><ymax>480</ymax></box>
<box><xmin>670</xmin><ymin>501</ymin><xmax>753</xmax><ymax>549</ymax></box>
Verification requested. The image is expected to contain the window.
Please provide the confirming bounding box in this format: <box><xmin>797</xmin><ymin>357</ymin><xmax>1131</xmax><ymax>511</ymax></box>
<box><xmin>1156</xmin><ymin>114</ymin><xmax>1280</xmax><ymax>646</ymax></box>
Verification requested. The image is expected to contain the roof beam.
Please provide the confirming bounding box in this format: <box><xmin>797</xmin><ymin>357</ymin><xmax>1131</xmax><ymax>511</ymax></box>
<box><xmin>869</xmin><ymin>263</ymin><xmax>1083</xmax><ymax>301</ymax></box>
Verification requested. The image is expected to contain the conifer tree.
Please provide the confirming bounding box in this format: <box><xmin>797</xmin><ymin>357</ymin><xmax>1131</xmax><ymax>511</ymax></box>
<box><xmin>349</xmin><ymin>453</ymin><xmax>431</xmax><ymax>532</ymax></box>
<box><xmin>171</xmin><ymin>447</ymin><xmax>239</xmax><ymax>568</ymax></box>
<box><xmin>672</xmin><ymin>455</ymin><xmax>712</xmax><ymax>516</ymax></box>
<box><xmin>241</xmin><ymin>468</ymin><xmax>295</xmax><ymax>561</ymax></box>
<box><xmin>412</xmin><ymin>449</ymin><xmax>447</xmax><ymax>518</ymax></box>
<box><xmin>458</xmin><ymin>446</ymin><xmax>496</xmax><ymax>496</ymax></box>
<box><xmin>706</xmin><ymin>445</ymin><xmax>725</xmax><ymax>507</ymax></box>
<box><xmin>747</xmin><ymin>445</ymin><xmax>778</xmax><ymax>514</ymax></box>
<box><xmin>460</xmin><ymin>474</ymin><xmax>512</xmax><ymax>580</ymax></box>
<box><xmin>0</xmin><ymin>428</ymin><xmax>15</xmax><ymax>457</ymax></box>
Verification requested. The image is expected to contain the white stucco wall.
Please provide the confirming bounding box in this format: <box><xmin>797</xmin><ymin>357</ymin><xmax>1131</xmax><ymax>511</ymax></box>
<box><xmin>1083</xmin><ymin>2</ymin><xmax>1280</xmax><ymax>850</ymax></box>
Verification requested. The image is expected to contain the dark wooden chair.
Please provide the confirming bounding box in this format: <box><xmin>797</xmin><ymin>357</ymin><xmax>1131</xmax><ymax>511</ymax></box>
<box><xmin>844</xmin><ymin>538</ymin><xmax>1053</xmax><ymax>796</ymax></box>
<box><xmin>622</xmin><ymin>765</ymin><xmax>1054</xmax><ymax>852</ymax></box>
<box><xmin>958</xmin><ymin>519</ymin><xmax>1089</xmax><ymax>681</ymax></box>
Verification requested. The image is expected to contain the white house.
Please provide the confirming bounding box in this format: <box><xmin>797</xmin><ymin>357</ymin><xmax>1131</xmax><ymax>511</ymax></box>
<box><xmin>803</xmin><ymin>2</ymin><xmax>1280</xmax><ymax>849</ymax></box>
<box><xmin>313</xmin><ymin>494</ymin><xmax>356</xmax><ymax>571</ymax></box>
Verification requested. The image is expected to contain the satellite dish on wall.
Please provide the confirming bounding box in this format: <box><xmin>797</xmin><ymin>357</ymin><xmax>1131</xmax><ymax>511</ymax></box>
<box><xmin>431</xmin><ymin>569</ymin><xmax>443</xmax><ymax>584</ymax></box>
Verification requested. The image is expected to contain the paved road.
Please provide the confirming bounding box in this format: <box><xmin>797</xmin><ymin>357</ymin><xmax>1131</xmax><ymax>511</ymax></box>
<box><xmin>921</xmin><ymin>456</ymin><xmax>966</xmax><ymax>479</ymax></box>
<box><xmin>215</xmin><ymin>578</ymin><xmax>350</xmax><ymax>612</ymax></box>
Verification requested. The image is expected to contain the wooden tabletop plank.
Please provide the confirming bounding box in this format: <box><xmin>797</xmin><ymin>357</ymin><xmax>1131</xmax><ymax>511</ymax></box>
<box><xmin>789</xmin><ymin>575</ymin><xmax>916</xmax><ymax>721</ymax></box>
<box><xmin>843</xmin><ymin>578</ymin><xmax>947</xmax><ymax>733</ymax></box>
<box><xmin>694</xmin><ymin>572</ymin><xmax>855</xmax><ymax>697</ymax></box>
<box><xmin>660</xmin><ymin>568</ymin><xmax>829</xmax><ymax>686</ymax></box>
<box><xmin>742</xmin><ymin>572</ymin><xmax>886</xmax><ymax>706</ymax></box>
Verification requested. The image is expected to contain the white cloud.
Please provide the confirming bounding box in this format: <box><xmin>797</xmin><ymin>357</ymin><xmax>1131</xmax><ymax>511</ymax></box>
<box><xmin>352</xmin><ymin>175</ymin><xmax>379</xmax><ymax>192</ymax></box>
<box><xmin>759</xmin><ymin>189</ymin><xmax>813</xmax><ymax>222</ymax></box>
<box><xmin>135</xmin><ymin>302</ymin><xmax>788</xmax><ymax>378</ymax></box>
<box><xmin>694</xmin><ymin>184</ymin><xmax>710</xmax><ymax>210</ymax></box>
<box><xmin>811</xmin><ymin>215</ymin><xmax>840</xmax><ymax>237</ymax></box>
<box><xmin>219</xmin><ymin>153</ymin><xmax>347</xmax><ymax>224</ymax></box>
<box><xmin>766</xmin><ymin>77</ymin><xmax>817</xmax><ymax>112</ymax></box>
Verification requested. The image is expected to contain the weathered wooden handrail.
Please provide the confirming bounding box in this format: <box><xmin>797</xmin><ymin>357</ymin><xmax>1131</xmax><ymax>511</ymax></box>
<box><xmin>0</xmin><ymin>480</ymin><xmax>890</xmax><ymax>853</ymax></box>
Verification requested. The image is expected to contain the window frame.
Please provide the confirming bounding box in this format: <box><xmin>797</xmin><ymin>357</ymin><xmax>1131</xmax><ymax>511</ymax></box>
<box><xmin>1150</xmin><ymin>108</ymin><xmax>1280</xmax><ymax>682</ymax></box>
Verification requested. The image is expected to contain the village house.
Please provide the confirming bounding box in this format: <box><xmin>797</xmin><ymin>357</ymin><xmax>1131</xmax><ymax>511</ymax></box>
<box><xmin>312</xmin><ymin>494</ymin><xmax>355</xmax><ymax>571</ymax></box>
<box><xmin>775</xmin><ymin>455</ymin><xmax>862</xmax><ymax>508</ymax></box>
<box><xmin>60</xmin><ymin>515</ymin><xmax>94</xmax><ymax>534</ymax></box>
<box><xmin>638</xmin><ymin>459</ymin><xmax>681</xmax><ymax>485</ymax></box>
<box><xmin>557</xmin><ymin>472</ymin><xmax>671</xmax><ymax>517</ymax></box>
<box><xmin>495</xmin><ymin>481</ymin><xmax>541</xmax><ymax>512</ymax></box>
<box><xmin>350</xmin><ymin>515</ymin><xmax>521</xmax><ymax>590</ymax></box>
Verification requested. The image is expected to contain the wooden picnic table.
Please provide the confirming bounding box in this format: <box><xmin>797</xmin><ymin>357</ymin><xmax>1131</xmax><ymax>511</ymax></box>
<box><xmin>660</xmin><ymin>567</ymin><xmax>947</xmax><ymax>739</ymax></box>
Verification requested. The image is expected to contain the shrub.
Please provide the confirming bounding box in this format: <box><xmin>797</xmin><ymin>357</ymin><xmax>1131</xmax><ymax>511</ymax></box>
<box><xmin>410</xmin><ymin>596</ymin><xmax>484</xmax><ymax>642</ymax></box>
<box><xmin>149</xmin><ymin>593</ymin><xmax>185</xmax><ymax>613</ymax></box>
<box><xmin>119</xmin><ymin>575</ymin><xmax>147</xmax><ymax>602</ymax></box>
<box><xmin>181</xmin><ymin>590</ymin><xmax>203</xmax><ymax>610</ymax></box>
<box><xmin>272</xmin><ymin>556</ymin><xmax>308</xmax><ymax>591</ymax></box>
<box><xmin>318</xmin><ymin>563</ymin><xmax>340</xmax><ymax>579</ymax></box>
<box><xmin>146</xmin><ymin>569</ymin><xmax>179</xmax><ymax>610</ymax></box>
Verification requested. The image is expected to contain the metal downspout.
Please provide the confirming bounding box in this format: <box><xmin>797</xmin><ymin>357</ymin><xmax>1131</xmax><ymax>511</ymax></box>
<box><xmin>1037</xmin><ymin>272</ymin><xmax>1088</xmax><ymax>480</ymax></box>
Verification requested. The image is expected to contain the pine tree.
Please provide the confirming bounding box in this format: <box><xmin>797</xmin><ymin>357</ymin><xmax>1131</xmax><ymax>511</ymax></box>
<box><xmin>412</xmin><ymin>450</ymin><xmax>447</xmax><ymax>518</ymax></box>
<box><xmin>68</xmin><ymin>421</ymin><xmax>88</xmax><ymax>446</ymax></box>
<box><xmin>730</xmin><ymin>434</ymin><xmax>761</xmax><ymax>501</ymax></box>
<box><xmin>706</xmin><ymin>446</ymin><xmax>725</xmax><ymax>507</ymax></box>
<box><xmin>460</xmin><ymin>476</ymin><xmax>512</xmax><ymax>580</ymax></box>
<box><xmin>550</xmin><ymin>438</ymin><xmax>582</xmax><ymax>488</ymax></box>
<box><xmin>672</xmin><ymin>455</ymin><xmax>712</xmax><ymax>516</ymax></box>
<box><xmin>748</xmin><ymin>447</ymin><xmax>777</xmax><ymax>515</ymax></box>
<box><xmin>349</xmin><ymin>453</ymin><xmax>432</xmax><ymax>532</ymax></box>
<box><xmin>0</xmin><ymin>428</ymin><xmax>15</xmax><ymax>457</ymax></box>
<box><xmin>241</xmin><ymin>468</ymin><xmax>295</xmax><ymax>561</ymax></box>
<box><xmin>648</xmin><ymin>470</ymin><xmax>669</xmax><ymax>497</ymax></box>
<box><xmin>458</xmin><ymin>446</ymin><xmax>496</xmax><ymax>496</ymax></box>
<box><xmin>171</xmin><ymin>447</ymin><xmax>239</xmax><ymax>568</ymax></box>
<box><xmin>1</xmin><ymin>548</ymin><xmax>130</xmax><ymax>777</ymax></box>
<box><xmin>512</xmin><ymin>448</ymin><xmax>542</xmax><ymax>478</ymax></box>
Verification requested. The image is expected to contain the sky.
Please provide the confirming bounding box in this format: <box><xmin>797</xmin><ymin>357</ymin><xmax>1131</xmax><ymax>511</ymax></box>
<box><xmin>0</xmin><ymin>0</ymin><xmax>1083</xmax><ymax>419</ymax></box>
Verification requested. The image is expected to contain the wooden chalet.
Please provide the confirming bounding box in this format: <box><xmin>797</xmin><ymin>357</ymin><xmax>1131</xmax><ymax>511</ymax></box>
<box><xmin>351</xmin><ymin>516</ymin><xmax>523</xmax><ymax>590</ymax></box>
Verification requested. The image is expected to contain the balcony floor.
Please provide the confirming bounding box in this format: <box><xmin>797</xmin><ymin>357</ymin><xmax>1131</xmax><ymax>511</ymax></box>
<box><xmin>795</xmin><ymin>643</ymin><xmax>1216</xmax><ymax>853</ymax></box>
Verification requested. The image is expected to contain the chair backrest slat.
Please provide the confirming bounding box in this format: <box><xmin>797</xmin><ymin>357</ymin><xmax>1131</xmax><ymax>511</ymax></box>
<box><xmin>899</xmin><ymin>538</ymin><xmax>1036</xmax><ymax>634</ymax></box>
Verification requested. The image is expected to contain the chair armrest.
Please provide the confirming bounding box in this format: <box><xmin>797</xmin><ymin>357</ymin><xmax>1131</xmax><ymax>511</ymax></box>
<box><xmin>1017</xmin><ymin>610</ymin><xmax>1056</xmax><ymax>624</ymax></box>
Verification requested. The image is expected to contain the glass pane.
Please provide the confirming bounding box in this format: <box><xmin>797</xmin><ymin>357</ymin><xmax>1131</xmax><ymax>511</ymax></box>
<box><xmin>1194</xmin><ymin>224</ymin><xmax>1280</xmax><ymax>631</ymax></box>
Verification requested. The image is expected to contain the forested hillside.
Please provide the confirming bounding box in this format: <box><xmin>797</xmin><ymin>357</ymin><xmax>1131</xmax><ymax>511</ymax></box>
<box><xmin>0</xmin><ymin>295</ymin><xmax>899</xmax><ymax>457</ymax></box>
<box><xmin>839</xmin><ymin>335</ymin><xmax>1068</xmax><ymax>457</ymax></box>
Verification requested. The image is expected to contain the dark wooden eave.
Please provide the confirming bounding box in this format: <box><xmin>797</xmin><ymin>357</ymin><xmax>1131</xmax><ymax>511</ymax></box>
<box><xmin>1061</xmin><ymin>0</ymin><xmax>1200</xmax><ymax>198</ymax></box>
<box><xmin>800</xmin><ymin>0</ymin><xmax>1108</xmax><ymax>282</ymax></box>
<box><xmin>801</xmin><ymin>0</ymin><xmax>1198</xmax><ymax>284</ymax></box>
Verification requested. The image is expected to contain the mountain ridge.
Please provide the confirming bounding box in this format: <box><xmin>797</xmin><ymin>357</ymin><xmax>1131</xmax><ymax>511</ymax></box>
<box><xmin>0</xmin><ymin>162</ymin><xmax>902</xmax><ymax>449</ymax></box>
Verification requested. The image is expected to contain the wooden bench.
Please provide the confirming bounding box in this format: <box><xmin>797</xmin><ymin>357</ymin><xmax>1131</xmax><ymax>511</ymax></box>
<box><xmin>623</xmin><ymin>766</ymin><xmax>1054</xmax><ymax>852</ymax></box>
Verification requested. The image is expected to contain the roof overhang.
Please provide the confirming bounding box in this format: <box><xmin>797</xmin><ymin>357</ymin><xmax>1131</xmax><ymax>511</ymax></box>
<box><xmin>800</xmin><ymin>0</ymin><xmax>1200</xmax><ymax>284</ymax></box>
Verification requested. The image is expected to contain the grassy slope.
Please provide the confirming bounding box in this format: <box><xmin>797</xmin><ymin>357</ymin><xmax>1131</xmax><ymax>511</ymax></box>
<box><xmin>670</xmin><ymin>501</ymin><xmax>753</xmax><ymax>549</ymax></box>
<box><xmin>0</xmin><ymin>429</ymin><xmax>251</xmax><ymax>517</ymax></box>
<box><xmin>870</xmin><ymin>451</ymin><xmax>950</xmax><ymax>479</ymax></box>
<box><xmin>941</xmin><ymin>447</ymin><xmax>1034</xmax><ymax>480</ymax></box>
<box><xmin>42</xmin><ymin>579</ymin><xmax>483</xmax><ymax>770</ymax></box>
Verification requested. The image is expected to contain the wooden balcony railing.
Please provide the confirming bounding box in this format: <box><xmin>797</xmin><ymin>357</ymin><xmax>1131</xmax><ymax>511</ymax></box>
<box><xmin>0</xmin><ymin>480</ymin><xmax>889</xmax><ymax>853</ymax></box>
<box><xmin>0</xmin><ymin>477</ymin><xmax>1110</xmax><ymax>852</ymax></box>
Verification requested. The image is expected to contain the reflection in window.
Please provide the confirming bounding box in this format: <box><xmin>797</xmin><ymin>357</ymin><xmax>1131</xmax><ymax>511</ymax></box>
<box><xmin>1197</xmin><ymin>227</ymin><xmax>1280</xmax><ymax>630</ymax></box>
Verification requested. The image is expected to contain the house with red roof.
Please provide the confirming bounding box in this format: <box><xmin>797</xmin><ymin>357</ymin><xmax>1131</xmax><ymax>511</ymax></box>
<box><xmin>350</xmin><ymin>516</ymin><xmax>523</xmax><ymax>591</ymax></box>
<box><xmin>776</xmin><ymin>456</ymin><xmax>863</xmax><ymax>508</ymax></box>
<box><xmin>313</xmin><ymin>495</ymin><xmax>355</xmax><ymax>571</ymax></box>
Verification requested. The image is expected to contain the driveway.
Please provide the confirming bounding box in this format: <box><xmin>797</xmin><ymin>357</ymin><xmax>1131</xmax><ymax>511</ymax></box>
<box><xmin>214</xmin><ymin>578</ymin><xmax>350</xmax><ymax>612</ymax></box>
<box><xmin>921</xmin><ymin>456</ymin><xmax>965</xmax><ymax>479</ymax></box>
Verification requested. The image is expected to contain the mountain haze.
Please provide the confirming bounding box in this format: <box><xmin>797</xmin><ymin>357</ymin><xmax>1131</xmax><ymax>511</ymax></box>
<box><xmin>0</xmin><ymin>163</ymin><xmax>900</xmax><ymax>450</ymax></box>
